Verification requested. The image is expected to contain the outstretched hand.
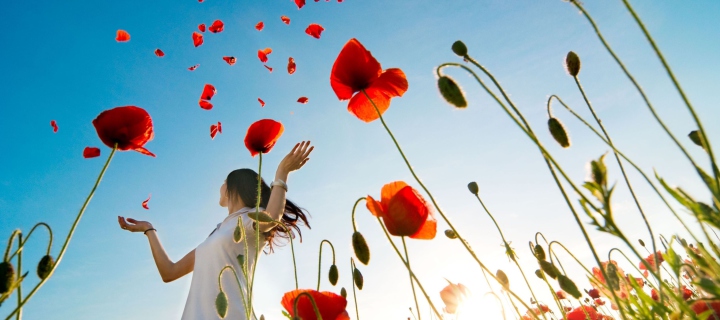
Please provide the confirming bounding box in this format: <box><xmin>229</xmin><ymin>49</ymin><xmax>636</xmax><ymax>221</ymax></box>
<box><xmin>118</xmin><ymin>216</ymin><xmax>153</xmax><ymax>233</ymax></box>
<box><xmin>278</xmin><ymin>141</ymin><xmax>314</xmax><ymax>174</ymax></box>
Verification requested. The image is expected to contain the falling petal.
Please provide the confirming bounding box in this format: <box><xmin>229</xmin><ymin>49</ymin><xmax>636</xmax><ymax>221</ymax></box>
<box><xmin>154</xmin><ymin>49</ymin><xmax>165</xmax><ymax>57</ymax></box>
<box><xmin>218</xmin><ymin>121</ymin><xmax>222</xmax><ymax>133</ymax></box>
<box><xmin>199</xmin><ymin>23</ymin><xmax>206</xmax><ymax>32</ymax></box>
<box><xmin>294</xmin><ymin>0</ymin><xmax>305</xmax><ymax>9</ymax></box>
<box><xmin>255</xmin><ymin>21</ymin><xmax>264</xmax><ymax>31</ymax></box>
<box><xmin>210</xmin><ymin>123</ymin><xmax>220</xmax><ymax>139</ymax></box>
<box><xmin>281</xmin><ymin>16</ymin><xmax>290</xmax><ymax>24</ymax></box>
<box><xmin>199</xmin><ymin>100</ymin><xmax>213</xmax><ymax>110</ymax></box>
<box><xmin>287</xmin><ymin>57</ymin><xmax>296</xmax><ymax>74</ymax></box>
<box><xmin>258</xmin><ymin>98</ymin><xmax>266</xmax><ymax>107</ymax></box>
<box><xmin>257</xmin><ymin>48</ymin><xmax>272</xmax><ymax>63</ymax></box>
<box><xmin>305</xmin><ymin>23</ymin><xmax>324</xmax><ymax>39</ymax></box>
<box><xmin>142</xmin><ymin>194</ymin><xmax>151</xmax><ymax>209</ymax></box>
<box><xmin>50</xmin><ymin>120</ymin><xmax>58</xmax><ymax>133</ymax></box>
<box><xmin>223</xmin><ymin>56</ymin><xmax>236</xmax><ymax>65</ymax></box>
<box><xmin>297</xmin><ymin>97</ymin><xmax>308</xmax><ymax>104</ymax></box>
<box><xmin>188</xmin><ymin>64</ymin><xmax>199</xmax><ymax>71</ymax></box>
<box><xmin>116</xmin><ymin>30</ymin><xmax>130</xmax><ymax>42</ymax></box>
<box><xmin>201</xmin><ymin>84</ymin><xmax>216</xmax><ymax>100</ymax></box>
<box><xmin>83</xmin><ymin>147</ymin><xmax>101</xmax><ymax>158</ymax></box>
<box><xmin>193</xmin><ymin>32</ymin><xmax>204</xmax><ymax>47</ymax></box>
<box><xmin>208</xmin><ymin>20</ymin><xmax>224</xmax><ymax>33</ymax></box>
<box><xmin>264</xmin><ymin>65</ymin><xmax>273</xmax><ymax>73</ymax></box>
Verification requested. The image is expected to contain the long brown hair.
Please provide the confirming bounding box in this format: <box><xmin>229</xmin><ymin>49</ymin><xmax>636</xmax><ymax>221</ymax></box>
<box><xmin>225</xmin><ymin>168</ymin><xmax>310</xmax><ymax>253</ymax></box>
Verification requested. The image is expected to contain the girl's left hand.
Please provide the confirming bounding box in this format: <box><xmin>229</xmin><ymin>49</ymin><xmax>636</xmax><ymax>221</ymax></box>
<box><xmin>278</xmin><ymin>141</ymin><xmax>314</xmax><ymax>174</ymax></box>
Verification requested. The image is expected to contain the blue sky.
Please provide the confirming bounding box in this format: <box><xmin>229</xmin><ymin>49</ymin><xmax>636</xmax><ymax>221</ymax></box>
<box><xmin>1</xmin><ymin>0</ymin><xmax>720</xmax><ymax>319</ymax></box>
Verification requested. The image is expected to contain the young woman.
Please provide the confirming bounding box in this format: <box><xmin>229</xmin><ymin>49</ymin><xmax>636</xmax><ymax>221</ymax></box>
<box><xmin>117</xmin><ymin>141</ymin><xmax>314</xmax><ymax>319</ymax></box>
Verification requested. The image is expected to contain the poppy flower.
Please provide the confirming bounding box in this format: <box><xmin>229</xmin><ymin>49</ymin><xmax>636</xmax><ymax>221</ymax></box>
<box><xmin>192</xmin><ymin>32</ymin><xmax>203</xmax><ymax>47</ymax></box>
<box><xmin>595</xmin><ymin>298</ymin><xmax>605</xmax><ymax>306</ymax></box>
<box><xmin>264</xmin><ymin>65</ymin><xmax>273</xmax><ymax>73</ymax></box>
<box><xmin>208</xmin><ymin>20</ymin><xmax>224</xmax><ymax>33</ymax></box>
<box><xmin>305</xmin><ymin>23</ymin><xmax>324</xmax><ymax>39</ymax></box>
<box><xmin>588</xmin><ymin>288</ymin><xmax>600</xmax><ymax>299</ymax></box>
<box><xmin>281</xmin><ymin>16</ymin><xmax>290</xmax><ymax>24</ymax></box>
<box><xmin>199</xmin><ymin>100</ymin><xmax>213</xmax><ymax>110</ymax></box>
<box><xmin>244</xmin><ymin>119</ymin><xmax>284</xmax><ymax>157</ymax></box>
<box><xmin>651</xmin><ymin>288</ymin><xmax>659</xmax><ymax>301</ymax></box>
<box><xmin>116</xmin><ymin>30</ymin><xmax>130</xmax><ymax>42</ymax></box>
<box><xmin>366</xmin><ymin>181</ymin><xmax>436</xmax><ymax>239</ymax></box>
<box><xmin>288</xmin><ymin>57</ymin><xmax>296</xmax><ymax>74</ymax></box>
<box><xmin>566</xmin><ymin>306</ymin><xmax>601</xmax><ymax>320</ymax></box>
<box><xmin>258</xmin><ymin>48</ymin><xmax>272</xmax><ymax>63</ymax></box>
<box><xmin>201</xmin><ymin>84</ymin><xmax>216</xmax><ymax>100</ymax></box>
<box><xmin>50</xmin><ymin>120</ymin><xmax>58</xmax><ymax>133</ymax></box>
<box><xmin>188</xmin><ymin>64</ymin><xmax>199</xmax><ymax>71</ymax></box>
<box><xmin>639</xmin><ymin>251</ymin><xmax>664</xmax><ymax>271</ymax></box>
<box><xmin>682</xmin><ymin>285</ymin><xmax>693</xmax><ymax>300</ymax></box>
<box><xmin>330</xmin><ymin>38</ymin><xmax>408</xmax><ymax>122</ymax></box>
<box><xmin>142</xmin><ymin>194</ymin><xmax>151</xmax><ymax>209</ymax></box>
<box><xmin>258</xmin><ymin>98</ymin><xmax>265</xmax><ymax>107</ymax></box>
<box><xmin>439</xmin><ymin>282</ymin><xmax>470</xmax><ymax>314</ymax></box>
<box><xmin>297</xmin><ymin>97</ymin><xmax>308</xmax><ymax>104</ymax></box>
<box><xmin>154</xmin><ymin>49</ymin><xmax>164</xmax><ymax>57</ymax></box>
<box><xmin>691</xmin><ymin>300</ymin><xmax>720</xmax><ymax>319</ymax></box>
<box><xmin>556</xmin><ymin>290</ymin><xmax>567</xmax><ymax>299</ymax></box>
<box><xmin>83</xmin><ymin>147</ymin><xmax>101</xmax><ymax>158</ymax></box>
<box><xmin>210</xmin><ymin>121</ymin><xmax>222</xmax><ymax>139</ymax></box>
<box><xmin>92</xmin><ymin>106</ymin><xmax>154</xmax><ymax>157</ymax></box>
<box><xmin>255</xmin><ymin>21</ymin><xmax>264</xmax><ymax>31</ymax></box>
<box><xmin>294</xmin><ymin>0</ymin><xmax>305</xmax><ymax>9</ymax></box>
<box><xmin>280</xmin><ymin>289</ymin><xmax>349</xmax><ymax>320</ymax></box>
<box><xmin>223</xmin><ymin>56</ymin><xmax>236</xmax><ymax>65</ymax></box>
<box><xmin>198</xmin><ymin>23</ymin><xmax>206</xmax><ymax>32</ymax></box>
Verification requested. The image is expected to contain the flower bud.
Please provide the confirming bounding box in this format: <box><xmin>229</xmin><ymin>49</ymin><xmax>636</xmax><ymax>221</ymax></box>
<box><xmin>340</xmin><ymin>287</ymin><xmax>347</xmax><ymax>299</ymax></box>
<box><xmin>329</xmin><ymin>264</ymin><xmax>339</xmax><ymax>286</ymax></box>
<box><xmin>237</xmin><ymin>254</ymin><xmax>245</xmax><ymax>267</ymax></box>
<box><xmin>451</xmin><ymin>41</ymin><xmax>468</xmax><ymax>57</ymax></box>
<box><xmin>37</xmin><ymin>255</ymin><xmax>55</xmax><ymax>280</ymax></box>
<box><xmin>638</xmin><ymin>239</ymin><xmax>645</xmax><ymax>247</ymax></box>
<box><xmin>216</xmin><ymin>291</ymin><xmax>228</xmax><ymax>318</ymax></box>
<box><xmin>233</xmin><ymin>225</ymin><xmax>243</xmax><ymax>243</ymax></box>
<box><xmin>438</xmin><ymin>76</ymin><xmax>467</xmax><ymax>108</ymax></box>
<box><xmin>248</xmin><ymin>211</ymin><xmax>275</xmax><ymax>223</ymax></box>
<box><xmin>352</xmin><ymin>232</ymin><xmax>370</xmax><ymax>265</ymax></box>
<box><xmin>467</xmin><ymin>182</ymin><xmax>479</xmax><ymax>195</ymax></box>
<box><xmin>606</xmin><ymin>263</ymin><xmax>620</xmax><ymax>291</ymax></box>
<box><xmin>548</xmin><ymin>118</ymin><xmax>570</xmax><ymax>148</ymax></box>
<box><xmin>534</xmin><ymin>244</ymin><xmax>546</xmax><ymax>261</ymax></box>
<box><xmin>565</xmin><ymin>51</ymin><xmax>581</xmax><ymax>76</ymax></box>
<box><xmin>353</xmin><ymin>267</ymin><xmax>364</xmax><ymax>290</ymax></box>
<box><xmin>444</xmin><ymin>229</ymin><xmax>458</xmax><ymax>239</ymax></box>
<box><xmin>535</xmin><ymin>269</ymin><xmax>544</xmax><ymax>279</ymax></box>
<box><xmin>689</xmin><ymin>130</ymin><xmax>706</xmax><ymax>149</ymax></box>
<box><xmin>260</xmin><ymin>315</ymin><xmax>265</xmax><ymax>320</ymax></box>
<box><xmin>0</xmin><ymin>261</ymin><xmax>14</xmax><ymax>294</ymax></box>
<box><xmin>539</xmin><ymin>260</ymin><xmax>558</xmax><ymax>279</ymax></box>
<box><xmin>496</xmin><ymin>269</ymin><xmax>510</xmax><ymax>291</ymax></box>
<box><xmin>558</xmin><ymin>274</ymin><xmax>582</xmax><ymax>299</ymax></box>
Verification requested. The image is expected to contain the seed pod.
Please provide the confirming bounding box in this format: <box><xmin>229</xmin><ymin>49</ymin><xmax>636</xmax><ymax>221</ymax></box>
<box><xmin>352</xmin><ymin>232</ymin><xmax>370</xmax><ymax>265</ymax></box>
<box><xmin>638</xmin><ymin>239</ymin><xmax>645</xmax><ymax>247</ymax></box>
<box><xmin>606</xmin><ymin>263</ymin><xmax>620</xmax><ymax>291</ymax></box>
<box><xmin>558</xmin><ymin>274</ymin><xmax>582</xmax><ymax>299</ymax></box>
<box><xmin>353</xmin><ymin>267</ymin><xmax>364</xmax><ymax>290</ymax></box>
<box><xmin>535</xmin><ymin>269</ymin><xmax>544</xmax><ymax>279</ymax></box>
<box><xmin>539</xmin><ymin>260</ymin><xmax>559</xmax><ymax>279</ymax></box>
<box><xmin>438</xmin><ymin>76</ymin><xmax>467</xmax><ymax>108</ymax></box>
<box><xmin>444</xmin><ymin>229</ymin><xmax>458</xmax><ymax>239</ymax></box>
<box><xmin>467</xmin><ymin>182</ymin><xmax>479</xmax><ymax>195</ymax></box>
<box><xmin>329</xmin><ymin>264</ymin><xmax>339</xmax><ymax>286</ymax></box>
<box><xmin>496</xmin><ymin>269</ymin><xmax>510</xmax><ymax>291</ymax></box>
<box><xmin>37</xmin><ymin>255</ymin><xmax>55</xmax><ymax>280</ymax></box>
<box><xmin>340</xmin><ymin>287</ymin><xmax>347</xmax><ymax>299</ymax></box>
<box><xmin>548</xmin><ymin>118</ymin><xmax>570</xmax><ymax>148</ymax></box>
<box><xmin>534</xmin><ymin>244</ymin><xmax>546</xmax><ymax>261</ymax></box>
<box><xmin>452</xmin><ymin>41</ymin><xmax>468</xmax><ymax>57</ymax></box>
<box><xmin>215</xmin><ymin>291</ymin><xmax>228</xmax><ymax>318</ymax></box>
<box><xmin>689</xmin><ymin>130</ymin><xmax>705</xmax><ymax>149</ymax></box>
<box><xmin>565</xmin><ymin>51</ymin><xmax>581</xmax><ymax>76</ymax></box>
<box><xmin>233</xmin><ymin>225</ymin><xmax>243</xmax><ymax>243</ymax></box>
<box><xmin>0</xmin><ymin>261</ymin><xmax>14</xmax><ymax>294</ymax></box>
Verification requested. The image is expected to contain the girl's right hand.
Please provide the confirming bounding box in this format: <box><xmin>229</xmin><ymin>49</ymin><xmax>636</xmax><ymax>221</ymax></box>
<box><xmin>118</xmin><ymin>216</ymin><xmax>153</xmax><ymax>233</ymax></box>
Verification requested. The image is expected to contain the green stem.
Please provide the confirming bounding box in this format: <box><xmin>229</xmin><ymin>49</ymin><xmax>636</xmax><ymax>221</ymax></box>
<box><xmin>316</xmin><ymin>240</ymin><xmax>335</xmax><ymax>291</ymax></box>
<box><xmin>528</xmin><ymin>242</ymin><xmax>566</xmax><ymax>319</ymax></box>
<box><xmin>7</xmin><ymin>223</ymin><xmax>53</xmax><ymax>261</ymax></box>
<box><xmin>293</xmin><ymin>292</ymin><xmax>323</xmax><ymax>320</ymax></box>
<box><xmin>4</xmin><ymin>231</ymin><xmax>21</xmax><ymax>262</ymax></box>
<box><xmin>350</xmin><ymin>258</ymin><xmax>361</xmax><ymax>320</ymax></box>
<box><xmin>402</xmin><ymin>237</ymin><xmax>422</xmax><ymax>320</ymax></box>
<box><xmin>351</xmin><ymin>197</ymin><xmax>366</xmax><ymax>232</ymax></box>
<box><xmin>5</xmin><ymin>145</ymin><xmax>117</xmax><ymax>320</ymax></box>
<box><xmin>218</xmin><ymin>265</ymin><xmax>250</xmax><ymax>316</ymax></box>
<box><xmin>15</xmin><ymin>234</ymin><xmax>22</xmax><ymax>320</ymax></box>
<box><xmin>248</xmin><ymin>153</ymin><xmax>264</xmax><ymax>319</ymax></box>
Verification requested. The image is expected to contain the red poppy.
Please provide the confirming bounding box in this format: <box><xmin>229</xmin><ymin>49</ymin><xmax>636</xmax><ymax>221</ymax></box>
<box><xmin>294</xmin><ymin>0</ymin><xmax>305</xmax><ymax>9</ymax></box>
<box><xmin>639</xmin><ymin>251</ymin><xmax>664</xmax><ymax>271</ymax></box>
<box><xmin>288</xmin><ymin>57</ymin><xmax>296</xmax><ymax>74</ymax></box>
<box><xmin>199</xmin><ymin>100</ymin><xmax>213</xmax><ymax>110</ymax></box>
<box><xmin>258</xmin><ymin>48</ymin><xmax>272</xmax><ymax>63</ymax></box>
<box><xmin>198</xmin><ymin>23</ymin><xmax>206</xmax><ymax>32</ymax></box>
<box><xmin>255</xmin><ymin>21</ymin><xmax>264</xmax><ymax>31</ymax></box>
<box><xmin>50</xmin><ymin>120</ymin><xmax>58</xmax><ymax>133</ymax></box>
<box><xmin>116</xmin><ymin>30</ymin><xmax>130</xmax><ymax>42</ymax></box>
<box><xmin>588</xmin><ymin>288</ymin><xmax>600</xmax><ymax>299</ymax></box>
<box><xmin>566</xmin><ymin>306</ymin><xmax>601</xmax><ymax>320</ymax></box>
<box><xmin>258</xmin><ymin>98</ymin><xmax>265</xmax><ymax>107</ymax></box>
<box><xmin>439</xmin><ymin>282</ymin><xmax>470</xmax><ymax>314</ymax></box>
<box><xmin>264</xmin><ymin>65</ymin><xmax>273</xmax><ymax>73</ymax></box>
<box><xmin>366</xmin><ymin>181</ymin><xmax>436</xmax><ymax>239</ymax></box>
<box><xmin>92</xmin><ymin>106</ymin><xmax>154</xmax><ymax>157</ymax></box>
<box><xmin>682</xmin><ymin>286</ymin><xmax>693</xmax><ymax>300</ymax></box>
<box><xmin>83</xmin><ymin>147</ymin><xmax>101</xmax><ymax>158</ymax></box>
<box><xmin>651</xmin><ymin>288</ymin><xmax>659</xmax><ymax>301</ymax></box>
<box><xmin>330</xmin><ymin>38</ymin><xmax>408</xmax><ymax>122</ymax></box>
<box><xmin>297</xmin><ymin>97</ymin><xmax>308</xmax><ymax>104</ymax></box>
<box><xmin>281</xmin><ymin>289</ymin><xmax>349</xmax><ymax>320</ymax></box>
<box><xmin>154</xmin><ymin>49</ymin><xmax>165</xmax><ymax>57</ymax></box>
<box><xmin>223</xmin><ymin>56</ymin><xmax>236</xmax><ymax>65</ymax></box>
<box><xmin>210</xmin><ymin>121</ymin><xmax>222</xmax><ymax>139</ymax></box>
<box><xmin>192</xmin><ymin>32</ymin><xmax>203</xmax><ymax>47</ymax></box>
<box><xmin>188</xmin><ymin>64</ymin><xmax>199</xmax><ymax>71</ymax></box>
<box><xmin>595</xmin><ymin>298</ymin><xmax>605</xmax><ymax>306</ymax></box>
<box><xmin>142</xmin><ymin>194</ymin><xmax>151</xmax><ymax>209</ymax></box>
<box><xmin>305</xmin><ymin>23</ymin><xmax>324</xmax><ymax>39</ymax></box>
<box><xmin>691</xmin><ymin>300</ymin><xmax>720</xmax><ymax>319</ymax></box>
<box><xmin>201</xmin><ymin>84</ymin><xmax>216</xmax><ymax>100</ymax></box>
<box><xmin>556</xmin><ymin>290</ymin><xmax>567</xmax><ymax>299</ymax></box>
<box><xmin>244</xmin><ymin>119</ymin><xmax>284</xmax><ymax>157</ymax></box>
<box><xmin>281</xmin><ymin>16</ymin><xmax>290</xmax><ymax>24</ymax></box>
<box><xmin>208</xmin><ymin>20</ymin><xmax>224</xmax><ymax>33</ymax></box>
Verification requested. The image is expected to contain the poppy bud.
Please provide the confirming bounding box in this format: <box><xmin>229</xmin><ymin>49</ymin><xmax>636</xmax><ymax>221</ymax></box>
<box><xmin>565</xmin><ymin>51</ymin><xmax>581</xmax><ymax>77</ymax></box>
<box><xmin>534</xmin><ymin>244</ymin><xmax>546</xmax><ymax>261</ymax></box>
<box><xmin>329</xmin><ymin>264</ymin><xmax>339</xmax><ymax>286</ymax></box>
<box><xmin>340</xmin><ymin>287</ymin><xmax>347</xmax><ymax>299</ymax></box>
<box><xmin>548</xmin><ymin>118</ymin><xmax>570</xmax><ymax>148</ymax></box>
<box><xmin>496</xmin><ymin>269</ymin><xmax>510</xmax><ymax>291</ymax></box>
<box><xmin>444</xmin><ymin>229</ymin><xmax>458</xmax><ymax>239</ymax></box>
<box><xmin>638</xmin><ymin>239</ymin><xmax>645</xmax><ymax>247</ymax></box>
<box><xmin>216</xmin><ymin>291</ymin><xmax>228</xmax><ymax>318</ymax></box>
<box><xmin>467</xmin><ymin>182</ymin><xmax>479</xmax><ymax>195</ymax></box>
<box><xmin>451</xmin><ymin>41</ymin><xmax>468</xmax><ymax>57</ymax></box>
<box><xmin>590</xmin><ymin>155</ymin><xmax>607</xmax><ymax>187</ymax></box>
<box><xmin>0</xmin><ymin>262</ymin><xmax>14</xmax><ymax>294</ymax></box>
<box><xmin>558</xmin><ymin>275</ymin><xmax>582</xmax><ymax>299</ymax></box>
<box><xmin>353</xmin><ymin>267</ymin><xmax>364</xmax><ymax>290</ymax></box>
<box><xmin>260</xmin><ymin>315</ymin><xmax>265</xmax><ymax>320</ymax></box>
<box><xmin>248</xmin><ymin>211</ymin><xmax>275</xmax><ymax>223</ymax></box>
<box><xmin>438</xmin><ymin>76</ymin><xmax>467</xmax><ymax>109</ymax></box>
<box><xmin>233</xmin><ymin>225</ymin><xmax>243</xmax><ymax>243</ymax></box>
<box><xmin>689</xmin><ymin>130</ymin><xmax>705</xmax><ymax>148</ymax></box>
<box><xmin>237</xmin><ymin>254</ymin><xmax>245</xmax><ymax>268</ymax></box>
<box><xmin>535</xmin><ymin>269</ymin><xmax>544</xmax><ymax>279</ymax></box>
<box><xmin>37</xmin><ymin>255</ymin><xmax>55</xmax><ymax>280</ymax></box>
<box><xmin>352</xmin><ymin>232</ymin><xmax>370</xmax><ymax>265</ymax></box>
<box><xmin>606</xmin><ymin>263</ymin><xmax>620</xmax><ymax>291</ymax></box>
<box><xmin>539</xmin><ymin>260</ymin><xmax>559</xmax><ymax>279</ymax></box>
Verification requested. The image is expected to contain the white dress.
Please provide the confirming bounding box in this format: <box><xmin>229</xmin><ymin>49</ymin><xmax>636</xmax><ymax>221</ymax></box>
<box><xmin>181</xmin><ymin>207</ymin><xmax>267</xmax><ymax>320</ymax></box>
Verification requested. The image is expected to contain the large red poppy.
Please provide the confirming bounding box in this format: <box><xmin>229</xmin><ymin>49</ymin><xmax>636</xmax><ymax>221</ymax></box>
<box><xmin>244</xmin><ymin>119</ymin><xmax>284</xmax><ymax>157</ymax></box>
<box><xmin>280</xmin><ymin>289</ymin><xmax>349</xmax><ymax>320</ymax></box>
<box><xmin>566</xmin><ymin>306</ymin><xmax>602</xmax><ymax>320</ymax></box>
<box><xmin>92</xmin><ymin>106</ymin><xmax>155</xmax><ymax>157</ymax></box>
<box><xmin>366</xmin><ymin>181</ymin><xmax>436</xmax><ymax>239</ymax></box>
<box><xmin>330</xmin><ymin>38</ymin><xmax>408</xmax><ymax>123</ymax></box>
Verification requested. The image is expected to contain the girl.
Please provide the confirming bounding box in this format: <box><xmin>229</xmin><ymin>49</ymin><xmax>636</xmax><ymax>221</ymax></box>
<box><xmin>117</xmin><ymin>141</ymin><xmax>314</xmax><ymax>319</ymax></box>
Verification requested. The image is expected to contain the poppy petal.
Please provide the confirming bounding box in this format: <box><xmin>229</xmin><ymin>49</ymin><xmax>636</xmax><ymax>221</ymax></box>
<box><xmin>255</xmin><ymin>21</ymin><xmax>264</xmax><ymax>31</ymax></box>
<box><xmin>346</xmin><ymin>87</ymin><xmax>391</xmax><ymax>123</ymax></box>
<box><xmin>154</xmin><ymin>49</ymin><xmax>165</xmax><ymax>57</ymax></box>
<box><xmin>287</xmin><ymin>57</ymin><xmax>296</xmax><ymax>74</ymax></box>
<box><xmin>365</xmin><ymin>195</ymin><xmax>384</xmax><ymax>217</ymax></box>
<box><xmin>201</xmin><ymin>84</ymin><xmax>216</xmax><ymax>100</ymax></box>
<box><xmin>223</xmin><ymin>56</ymin><xmax>236</xmax><ymax>65</ymax></box>
<box><xmin>372</xmin><ymin>68</ymin><xmax>409</xmax><ymax>98</ymax></box>
<box><xmin>50</xmin><ymin>120</ymin><xmax>58</xmax><ymax>133</ymax></box>
<box><xmin>281</xmin><ymin>289</ymin><xmax>348</xmax><ymax>320</ymax></box>
<box><xmin>297</xmin><ymin>97</ymin><xmax>308</xmax><ymax>104</ymax></box>
<box><xmin>218</xmin><ymin>121</ymin><xmax>222</xmax><ymax>133</ymax></box>
<box><xmin>384</xmin><ymin>186</ymin><xmax>430</xmax><ymax>237</ymax></box>
<box><xmin>116</xmin><ymin>30</ymin><xmax>130</xmax><ymax>42</ymax></box>
<box><xmin>210</xmin><ymin>124</ymin><xmax>219</xmax><ymax>139</ymax></box>
<box><xmin>380</xmin><ymin>181</ymin><xmax>409</xmax><ymax>209</ymax></box>
<box><xmin>83</xmin><ymin>147</ymin><xmax>101</xmax><ymax>158</ymax></box>
<box><xmin>198</xmin><ymin>23</ymin><xmax>206</xmax><ymax>32</ymax></box>
<box><xmin>330</xmin><ymin>38</ymin><xmax>382</xmax><ymax>100</ymax></box>
<box><xmin>281</xmin><ymin>16</ymin><xmax>290</xmax><ymax>24</ymax></box>
<box><xmin>132</xmin><ymin>146</ymin><xmax>156</xmax><ymax>157</ymax></box>
<box><xmin>208</xmin><ymin>20</ymin><xmax>224</xmax><ymax>33</ymax></box>
<box><xmin>305</xmin><ymin>23</ymin><xmax>324</xmax><ymax>39</ymax></box>
<box><xmin>244</xmin><ymin>119</ymin><xmax>284</xmax><ymax>157</ymax></box>
<box><xmin>199</xmin><ymin>100</ymin><xmax>213</xmax><ymax>110</ymax></box>
<box><xmin>293</xmin><ymin>0</ymin><xmax>305</xmax><ymax>9</ymax></box>
<box><xmin>193</xmin><ymin>32</ymin><xmax>204</xmax><ymax>47</ymax></box>
<box><xmin>258</xmin><ymin>98</ymin><xmax>265</xmax><ymax>107</ymax></box>
<box><xmin>410</xmin><ymin>212</ymin><xmax>436</xmax><ymax>240</ymax></box>
<box><xmin>258</xmin><ymin>48</ymin><xmax>272</xmax><ymax>63</ymax></box>
<box><xmin>188</xmin><ymin>64</ymin><xmax>199</xmax><ymax>71</ymax></box>
<box><xmin>142</xmin><ymin>194</ymin><xmax>151</xmax><ymax>210</ymax></box>
<box><xmin>264</xmin><ymin>65</ymin><xmax>273</xmax><ymax>72</ymax></box>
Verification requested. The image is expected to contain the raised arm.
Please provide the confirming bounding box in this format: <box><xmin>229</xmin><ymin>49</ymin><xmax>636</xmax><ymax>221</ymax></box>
<box><xmin>262</xmin><ymin>141</ymin><xmax>314</xmax><ymax>231</ymax></box>
<box><xmin>118</xmin><ymin>216</ymin><xmax>195</xmax><ymax>283</ymax></box>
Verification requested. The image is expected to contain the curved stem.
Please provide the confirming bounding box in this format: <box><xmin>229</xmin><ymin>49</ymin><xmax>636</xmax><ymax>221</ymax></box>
<box><xmin>293</xmin><ymin>292</ymin><xmax>323</xmax><ymax>320</ymax></box>
<box><xmin>4</xmin><ymin>230</ymin><xmax>21</xmax><ymax>262</ymax></box>
<box><xmin>218</xmin><ymin>265</ymin><xmax>250</xmax><ymax>316</ymax></box>
<box><xmin>351</xmin><ymin>197</ymin><xmax>366</xmax><ymax>232</ymax></box>
<box><xmin>16</xmin><ymin>234</ymin><xmax>22</xmax><ymax>320</ymax></box>
<box><xmin>8</xmin><ymin>223</ymin><xmax>53</xmax><ymax>261</ymax></box>
<box><xmin>316</xmin><ymin>239</ymin><xmax>336</xmax><ymax>291</ymax></box>
<box><xmin>528</xmin><ymin>242</ymin><xmax>566</xmax><ymax>319</ymax></box>
<box><xmin>350</xmin><ymin>258</ymin><xmax>361</xmax><ymax>320</ymax></box>
<box><xmin>402</xmin><ymin>237</ymin><xmax>422</xmax><ymax>320</ymax></box>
